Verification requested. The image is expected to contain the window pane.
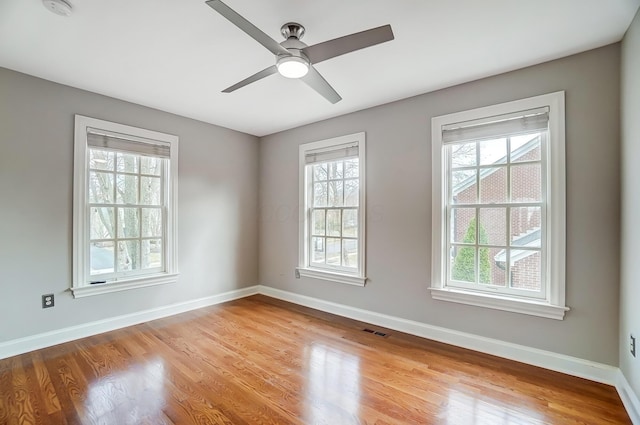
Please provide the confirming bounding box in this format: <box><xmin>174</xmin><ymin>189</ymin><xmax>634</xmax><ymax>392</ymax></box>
<box><xmin>89</xmin><ymin>172</ymin><xmax>114</xmax><ymax>204</ymax></box>
<box><xmin>487</xmin><ymin>247</ymin><xmax>506</xmax><ymax>286</ymax></box>
<box><xmin>117</xmin><ymin>240</ymin><xmax>140</xmax><ymax>272</ymax></box>
<box><xmin>312</xmin><ymin>209</ymin><xmax>325</xmax><ymax>236</ymax></box>
<box><xmin>142</xmin><ymin>239</ymin><xmax>162</xmax><ymax>269</ymax></box>
<box><xmin>342</xmin><ymin>239</ymin><xmax>358</xmax><ymax>268</ymax></box>
<box><xmin>510</xmin><ymin>250</ymin><xmax>541</xmax><ymax>291</ymax></box>
<box><xmin>328</xmin><ymin>161</ymin><xmax>343</xmax><ymax>179</ymax></box>
<box><xmin>327</xmin><ymin>209</ymin><xmax>341</xmax><ymax>237</ymax></box>
<box><xmin>118</xmin><ymin>208</ymin><xmax>140</xmax><ymax>238</ymax></box>
<box><xmin>344</xmin><ymin>179</ymin><xmax>359</xmax><ymax>207</ymax></box>
<box><xmin>141</xmin><ymin>208</ymin><xmax>162</xmax><ymax>237</ymax></box>
<box><xmin>342</xmin><ymin>209</ymin><xmax>358</xmax><ymax>238</ymax></box>
<box><xmin>328</xmin><ymin>181</ymin><xmax>343</xmax><ymax>207</ymax></box>
<box><xmin>511</xmin><ymin>164</ymin><xmax>541</xmax><ymax>202</ymax></box>
<box><xmin>326</xmin><ymin>238</ymin><xmax>341</xmax><ymax>265</ymax></box>
<box><xmin>344</xmin><ymin>159</ymin><xmax>359</xmax><ymax>178</ymax></box>
<box><xmin>479</xmin><ymin>208</ymin><xmax>506</xmax><ymax>246</ymax></box>
<box><xmin>451</xmin><ymin>143</ymin><xmax>477</xmax><ymax>168</ymax></box>
<box><xmin>479</xmin><ymin>167</ymin><xmax>507</xmax><ymax>203</ymax></box>
<box><xmin>116</xmin><ymin>175</ymin><xmax>139</xmax><ymax>204</ymax></box>
<box><xmin>116</xmin><ymin>153</ymin><xmax>139</xmax><ymax>173</ymax></box>
<box><xmin>511</xmin><ymin>134</ymin><xmax>541</xmax><ymax>162</ymax></box>
<box><xmin>511</xmin><ymin>207</ymin><xmax>541</xmax><ymax>247</ymax></box>
<box><xmin>451</xmin><ymin>170</ymin><xmax>476</xmax><ymax>204</ymax></box>
<box><xmin>89</xmin><ymin>150</ymin><xmax>114</xmax><ymax>171</ymax></box>
<box><xmin>313</xmin><ymin>164</ymin><xmax>327</xmax><ymax>181</ymax></box>
<box><xmin>90</xmin><ymin>241</ymin><xmax>114</xmax><ymax>275</ymax></box>
<box><xmin>311</xmin><ymin>237</ymin><xmax>325</xmax><ymax>263</ymax></box>
<box><xmin>479</xmin><ymin>138</ymin><xmax>507</xmax><ymax>165</ymax></box>
<box><xmin>450</xmin><ymin>246</ymin><xmax>475</xmax><ymax>283</ymax></box>
<box><xmin>451</xmin><ymin>208</ymin><xmax>475</xmax><ymax>244</ymax></box>
<box><xmin>90</xmin><ymin>207</ymin><xmax>114</xmax><ymax>240</ymax></box>
<box><xmin>141</xmin><ymin>176</ymin><xmax>161</xmax><ymax>205</ymax></box>
<box><xmin>478</xmin><ymin>246</ymin><xmax>492</xmax><ymax>285</ymax></box>
<box><xmin>313</xmin><ymin>183</ymin><xmax>327</xmax><ymax>207</ymax></box>
<box><xmin>141</xmin><ymin>156</ymin><xmax>161</xmax><ymax>175</ymax></box>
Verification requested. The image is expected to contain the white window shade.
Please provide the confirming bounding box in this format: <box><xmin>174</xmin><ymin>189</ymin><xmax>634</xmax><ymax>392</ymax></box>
<box><xmin>442</xmin><ymin>107</ymin><xmax>549</xmax><ymax>144</ymax></box>
<box><xmin>304</xmin><ymin>142</ymin><xmax>358</xmax><ymax>164</ymax></box>
<box><xmin>87</xmin><ymin>127</ymin><xmax>171</xmax><ymax>159</ymax></box>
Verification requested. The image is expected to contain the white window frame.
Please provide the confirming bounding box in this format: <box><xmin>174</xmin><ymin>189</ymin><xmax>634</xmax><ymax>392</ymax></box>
<box><xmin>298</xmin><ymin>132</ymin><xmax>366</xmax><ymax>286</ymax></box>
<box><xmin>72</xmin><ymin>115</ymin><xmax>178</xmax><ymax>298</ymax></box>
<box><xmin>431</xmin><ymin>92</ymin><xmax>568</xmax><ymax>320</ymax></box>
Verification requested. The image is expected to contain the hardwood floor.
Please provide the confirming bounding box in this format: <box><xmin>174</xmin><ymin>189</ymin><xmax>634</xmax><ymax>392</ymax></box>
<box><xmin>0</xmin><ymin>295</ymin><xmax>631</xmax><ymax>424</ymax></box>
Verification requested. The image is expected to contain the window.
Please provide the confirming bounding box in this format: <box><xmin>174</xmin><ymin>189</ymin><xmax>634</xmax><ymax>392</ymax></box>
<box><xmin>72</xmin><ymin>115</ymin><xmax>178</xmax><ymax>297</ymax></box>
<box><xmin>298</xmin><ymin>132</ymin><xmax>366</xmax><ymax>286</ymax></box>
<box><xmin>431</xmin><ymin>92</ymin><xmax>568</xmax><ymax>319</ymax></box>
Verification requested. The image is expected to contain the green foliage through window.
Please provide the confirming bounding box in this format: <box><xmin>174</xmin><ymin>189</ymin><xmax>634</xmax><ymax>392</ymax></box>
<box><xmin>452</xmin><ymin>218</ymin><xmax>491</xmax><ymax>284</ymax></box>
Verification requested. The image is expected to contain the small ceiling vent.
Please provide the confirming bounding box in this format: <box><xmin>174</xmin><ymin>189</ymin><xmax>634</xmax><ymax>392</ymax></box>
<box><xmin>42</xmin><ymin>0</ymin><xmax>73</xmax><ymax>17</ymax></box>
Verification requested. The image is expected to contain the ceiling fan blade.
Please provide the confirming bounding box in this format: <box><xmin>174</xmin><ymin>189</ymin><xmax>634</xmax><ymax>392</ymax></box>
<box><xmin>222</xmin><ymin>65</ymin><xmax>278</xmax><ymax>93</ymax></box>
<box><xmin>302</xmin><ymin>24</ymin><xmax>394</xmax><ymax>64</ymax></box>
<box><xmin>300</xmin><ymin>65</ymin><xmax>342</xmax><ymax>104</ymax></box>
<box><xmin>205</xmin><ymin>0</ymin><xmax>289</xmax><ymax>57</ymax></box>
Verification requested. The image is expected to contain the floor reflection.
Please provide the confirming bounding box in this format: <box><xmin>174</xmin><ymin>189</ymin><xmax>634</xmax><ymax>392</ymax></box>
<box><xmin>440</xmin><ymin>389</ymin><xmax>546</xmax><ymax>425</ymax></box>
<box><xmin>84</xmin><ymin>357</ymin><xmax>166</xmax><ymax>424</ymax></box>
<box><xmin>303</xmin><ymin>343</ymin><xmax>361</xmax><ymax>424</ymax></box>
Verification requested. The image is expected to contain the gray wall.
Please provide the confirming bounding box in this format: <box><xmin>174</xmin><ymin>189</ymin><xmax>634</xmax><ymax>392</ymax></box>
<box><xmin>0</xmin><ymin>67</ymin><xmax>259</xmax><ymax>342</ymax></box>
<box><xmin>259</xmin><ymin>45</ymin><xmax>621</xmax><ymax>365</ymax></box>
<box><xmin>620</xmin><ymin>8</ymin><xmax>640</xmax><ymax>397</ymax></box>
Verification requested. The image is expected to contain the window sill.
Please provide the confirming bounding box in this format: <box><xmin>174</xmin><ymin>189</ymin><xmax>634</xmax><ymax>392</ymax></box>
<box><xmin>71</xmin><ymin>273</ymin><xmax>178</xmax><ymax>298</ymax></box>
<box><xmin>430</xmin><ymin>287</ymin><xmax>569</xmax><ymax>320</ymax></box>
<box><xmin>297</xmin><ymin>268</ymin><xmax>366</xmax><ymax>287</ymax></box>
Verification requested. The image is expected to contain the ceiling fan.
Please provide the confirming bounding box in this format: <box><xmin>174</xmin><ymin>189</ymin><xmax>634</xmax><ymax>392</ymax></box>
<box><xmin>205</xmin><ymin>0</ymin><xmax>394</xmax><ymax>103</ymax></box>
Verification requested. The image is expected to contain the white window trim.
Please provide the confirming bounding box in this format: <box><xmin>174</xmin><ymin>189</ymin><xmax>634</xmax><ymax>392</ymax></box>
<box><xmin>431</xmin><ymin>92</ymin><xmax>568</xmax><ymax>320</ymax></box>
<box><xmin>297</xmin><ymin>267</ymin><xmax>366</xmax><ymax>286</ymax></box>
<box><xmin>298</xmin><ymin>132</ymin><xmax>367</xmax><ymax>286</ymax></box>
<box><xmin>72</xmin><ymin>115</ymin><xmax>179</xmax><ymax>298</ymax></box>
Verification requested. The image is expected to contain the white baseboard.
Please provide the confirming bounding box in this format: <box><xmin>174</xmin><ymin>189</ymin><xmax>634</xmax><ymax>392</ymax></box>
<box><xmin>0</xmin><ymin>285</ymin><xmax>259</xmax><ymax>360</ymax></box>
<box><xmin>258</xmin><ymin>285</ymin><xmax>618</xmax><ymax>386</ymax></box>
<box><xmin>617</xmin><ymin>370</ymin><xmax>640</xmax><ymax>425</ymax></box>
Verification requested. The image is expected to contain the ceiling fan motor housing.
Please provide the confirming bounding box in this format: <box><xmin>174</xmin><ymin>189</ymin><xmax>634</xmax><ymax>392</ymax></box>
<box><xmin>281</xmin><ymin>23</ymin><xmax>305</xmax><ymax>40</ymax></box>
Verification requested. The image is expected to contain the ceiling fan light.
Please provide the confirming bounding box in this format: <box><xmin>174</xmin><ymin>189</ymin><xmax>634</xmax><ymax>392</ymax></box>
<box><xmin>277</xmin><ymin>56</ymin><xmax>309</xmax><ymax>79</ymax></box>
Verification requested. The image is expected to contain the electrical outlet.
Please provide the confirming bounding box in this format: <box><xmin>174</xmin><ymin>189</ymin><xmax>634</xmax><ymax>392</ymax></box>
<box><xmin>631</xmin><ymin>334</ymin><xmax>636</xmax><ymax>357</ymax></box>
<box><xmin>42</xmin><ymin>294</ymin><xmax>54</xmax><ymax>309</ymax></box>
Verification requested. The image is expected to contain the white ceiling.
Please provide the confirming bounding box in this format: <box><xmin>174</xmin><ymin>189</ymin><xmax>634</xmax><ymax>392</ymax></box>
<box><xmin>1</xmin><ymin>0</ymin><xmax>638</xmax><ymax>137</ymax></box>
